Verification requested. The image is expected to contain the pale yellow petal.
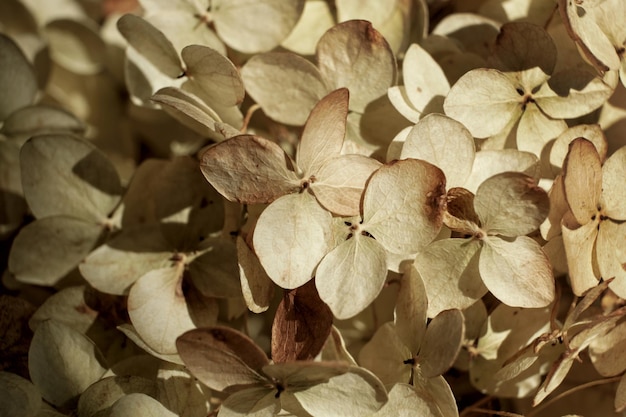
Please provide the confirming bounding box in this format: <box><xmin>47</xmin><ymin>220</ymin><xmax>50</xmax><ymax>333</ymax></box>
<box><xmin>253</xmin><ymin>193</ymin><xmax>332</xmax><ymax>289</ymax></box>
<box><xmin>479</xmin><ymin>236</ymin><xmax>555</xmax><ymax>308</ymax></box>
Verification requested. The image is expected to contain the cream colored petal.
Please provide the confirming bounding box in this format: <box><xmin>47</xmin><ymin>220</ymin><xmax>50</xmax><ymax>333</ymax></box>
<box><xmin>479</xmin><ymin>236</ymin><xmax>555</xmax><ymax>308</ymax></box>
<box><xmin>370</xmin><ymin>383</ymin><xmax>441</xmax><ymax>417</ymax></box>
<box><xmin>465</xmin><ymin>149</ymin><xmax>540</xmax><ymax>193</ymax></box>
<box><xmin>363</xmin><ymin>159</ymin><xmax>446</xmax><ymax>255</ymax></box>
<box><xmin>444</xmin><ymin>68</ymin><xmax>521</xmax><ymax>138</ymax></box>
<box><xmin>313</xmin><ymin>154</ymin><xmax>381</xmax><ymax>216</ymax></box>
<box><xmin>151</xmin><ymin>87</ymin><xmax>221</xmax><ymax>138</ymax></box>
<box><xmin>241</xmin><ymin>52</ymin><xmax>328</xmax><ymax>125</ymax></box>
<box><xmin>387</xmin><ymin>86</ymin><xmax>421</xmax><ymax>123</ymax></box>
<box><xmin>549</xmin><ymin>124</ymin><xmax>607</xmax><ymax>176</ymax></box>
<box><xmin>596</xmin><ymin>221</ymin><xmax>626</xmax><ymax>297</ymax></box>
<box><xmin>562</xmin><ymin>211</ymin><xmax>602</xmax><ymax>296</ymax></box>
<box><xmin>400</xmin><ymin>113</ymin><xmax>475</xmax><ymax>189</ymax></box>
<box><xmin>418</xmin><ymin>309</ymin><xmax>464</xmax><ymax>378</ymax></box>
<box><xmin>0</xmin><ymin>372</ymin><xmax>41</xmax><ymax>417</ymax></box>
<box><xmin>297</xmin><ymin>88</ymin><xmax>349</xmax><ymax>175</ymax></box>
<box><xmin>237</xmin><ymin>236</ymin><xmax>274</xmax><ymax>314</ymax></box>
<box><xmin>9</xmin><ymin>216</ymin><xmax>103</xmax><ymax>287</ymax></box>
<box><xmin>416</xmin><ymin>238</ymin><xmax>486</xmax><ymax>318</ymax></box>
<box><xmin>127</xmin><ymin>264</ymin><xmax>196</xmax><ymax>354</ymax></box>
<box><xmin>212</xmin><ymin>0</ymin><xmax>305</xmax><ymax>54</ymax></box>
<box><xmin>44</xmin><ymin>18</ymin><xmax>106</xmax><ymax>75</ymax></box>
<box><xmin>589</xmin><ymin>319</ymin><xmax>626</xmax><ymax>377</ymax></box>
<box><xmin>394</xmin><ymin>265</ymin><xmax>428</xmax><ymax>354</ymax></box>
<box><xmin>281</xmin><ymin>0</ymin><xmax>334</xmax><ymax>55</ymax></box>
<box><xmin>317</xmin><ymin>20</ymin><xmax>397</xmax><ymax>113</ymax></box>
<box><xmin>107</xmin><ymin>393</ymin><xmax>177</xmax><ymax>417</ymax></box>
<box><xmin>600</xmin><ymin>145</ymin><xmax>626</xmax><ymax>220</ymax></box>
<box><xmin>401</xmin><ymin>43</ymin><xmax>450</xmax><ymax>114</ymax></box>
<box><xmin>28</xmin><ymin>320</ymin><xmax>107</xmax><ymax>407</ymax></box>
<box><xmin>117</xmin><ymin>14</ymin><xmax>182</xmax><ymax>78</ymax></box>
<box><xmin>358</xmin><ymin>322</ymin><xmax>412</xmax><ymax>387</ymax></box>
<box><xmin>475</xmin><ymin>172</ymin><xmax>549</xmax><ymax>237</ymax></box>
<box><xmin>316</xmin><ymin>234</ymin><xmax>387</xmax><ymax>320</ymax></box>
<box><xmin>516</xmin><ymin>102</ymin><xmax>567</xmax><ymax>158</ymax></box>
<box><xmin>180</xmin><ymin>45</ymin><xmax>245</xmax><ymax>107</ymax></box>
<box><xmin>536</xmin><ymin>69</ymin><xmax>616</xmax><ymax>119</ymax></box>
<box><xmin>253</xmin><ymin>193</ymin><xmax>332</xmax><ymax>289</ymax></box>
<box><xmin>20</xmin><ymin>135</ymin><xmax>123</xmax><ymax>222</ymax></box>
<box><xmin>289</xmin><ymin>367</ymin><xmax>387</xmax><ymax>416</ymax></box>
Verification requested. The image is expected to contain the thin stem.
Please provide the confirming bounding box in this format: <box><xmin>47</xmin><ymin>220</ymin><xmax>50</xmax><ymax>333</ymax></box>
<box><xmin>465</xmin><ymin>408</ymin><xmax>525</xmax><ymax>417</ymax></box>
<box><xmin>527</xmin><ymin>376</ymin><xmax>622</xmax><ymax>417</ymax></box>
<box><xmin>241</xmin><ymin>104</ymin><xmax>261</xmax><ymax>132</ymax></box>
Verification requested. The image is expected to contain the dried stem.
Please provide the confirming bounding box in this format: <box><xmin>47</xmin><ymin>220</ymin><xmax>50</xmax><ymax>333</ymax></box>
<box><xmin>527</xmin><ymin>375</ymin><xmax>622</xmax><ymax>417</ymax></box>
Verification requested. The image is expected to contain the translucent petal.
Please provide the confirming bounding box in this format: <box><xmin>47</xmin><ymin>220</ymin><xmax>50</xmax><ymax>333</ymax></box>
<box><xmin>80</xmin><ymin>225</ymin><xmax>173</xmax><ymax>295</ymax></box>
<box><xmin>561</xmin><ymin>212</ymin><xmax>601</xmax><ymax>296</ymax></box>
<box><xmin>20</xmin><ymin>134</ymin><xmax>123</xmax><ymax>222</ymax></box>
<box><xmin>562</xmin><ymin>138</ymin><xmax>603</xmax><ymax>225</ymax></box>
<box><xmin>176</xmin><ymin>326</ymin><xmax>269</xmax><ymax>392</ymax></box>
<box><xmin>474</xmin><ymin>172</ymin><xmax>549</xmax><ymax>236</ymax></box>
<box><xmin>297</xmin><ymin>88</ymin><xmax>348</xmax><ymax>175</ymax></box>
<box><xmin>200</xmin><ymin>135</ymin><xmax>300</xmax><ymax>204</ymax></box>
<box><xmin>151</xmin><ymin>87</ymin><xmax>222</xmax><ymax>138</ymax></box>
<box><xmin>401</xmin><ymin>43</ymin><xmax>450</xmax><ymax>114</ymax></box>
<box><xmin>44</xmin><ymin>18</ymin><xmax>106</xmax><ymax>75</ymax></box>
<box><xmin>363</xmin><ymin>159</ymin><xmax>446</xmax><ymax>255</ymax></box>
<box><xmin>479</xmin><ymin>236</ymin><xmax>555</xmax><ymax>308</ymax></box>
<box><xmin>370</xmin><ymin>383</ymin><xmax>440</xmax><ymax>417</ymax></box>
<box><xmin>241</xmin><ymin>52</ymin><xmax>328</xmax><ymax>125</ymax></box>
<box><xmin>213</xmin><ymin>0</ymin><xmax>305</xmax><ymax>53</ymax></box>
<box><xmin>596</xmin><ymin>221</ymin><xmax>626</xmax><ymax>296</ymax></box>
<box><xmin>127</xmin><ymin>264</ymin><xmax>196</xmax><ymax>354</ymax></box>
<box><xmin>558</xmin><ymin>0</ymin><xmax>620</xmax><ymax>71</ymax></box>
<box><xmin>253</xmin><ymin>193</ymin><xmax>332</xmax><ymax>289</ymax></box>
<box><xmin>394</xmin><ymin>265</ymin><xmax>428</xmax><ymax>354</ymax></box>
<box><xmin>9</xmin><ymin>216</ymin><xmax>103</xmax><ymax>286</ymax></box>
<box><xmin>317</xmin><ymin>20</ymin><xmax>397</xmax><ymax>113</ymax></box>
<box><xmin>549</xmin><ymin>124</ymin><xmax>607</xmax><ymax>177</ymax></box>
<box><xmin>516</xmin><ymin>102</ymin><xmax>567</xmax><ymax>158</ymax></box>
<box><xmin>77</xmin><ymin>375</ymin><xmax>156</xmax><ymax>417</ymax></box>
<box><xmin>0</xmin><ymin>34</ymin><xmax>37</xmax><ymax>120</ymax></box>
<box><xmin>28</xmin><ymin>320</ymin><xmax>107</xmax><ymax>407</ymax></box>
<box><xmin>418</xmin><ymin>309</ymin><xmax>464</xmax><ymax>378</ymax></box>
<box><xmin>536</xmin><ymin>69</ymin><xmax>616</xmax><ymax>119</ymax></box>
<box><xmin>107</xmin><ymin>393</ymin><xmax>177</xmax><ymax>417</ymax></box>
<box><xmin>180</xmin><ymin>45</ymin><xmax>245</xmax><ymax>107</ymax></box>
<box><xmin>117</xmin><ymin>14</ymin><xmax>183</xmax><ymax>78</ymax></box>
<box><xmin>601</xmin><ymin>145</ymin><xmax>626</xmax><ymax>220</ymax></box>
<box><xmin>281</xmin><ymin>0</ymin><xmax>334</xmax><ymax>55</ymax></box>
<box><xmin>313</xmin><ymin>155</ymin><xmax>381</xmax><ymax>216</ymax></box>
<box><xmin>589</xmin><ymin>319</ymin><xmax>626</xmax><ymax>377</ymax></box>
<box><xmin>218</xmin><ymin>387</ymin><xmax>278</xmax><ymax>417</ymax></box>
<box><xmin>291</xmin><ymin>367</ymin><xmax>387</xmax><ymax>416</ymax></box>
<box><xmin>237</xmin><ymin>236</ymin><xmax>274</xmax><ymax>314</ymax></box>
<box><xmin>400</xmin><ymin>114</ymin><xmax>474</xmax><ymax>189</ymax></box>
<box><xmin>358</xmin><ymin>322</ymin><xmax>412</xmax><ymax>387</ymax></box>
<box><xmin>444</xmin><ymin>68</ymin><xmax>521</xmax><ymax>138</ymax></box>
<box><xmin>465</xmin><ymin>149</ymin><xmax>540</xmax><ymax>193</ymax></box>
<box><xmin>416</xmin><ymin>238</ymin><xmax>486</xmax><ymax>317</ymax></box>
<box><xmin>316</xmin><ymin>234</ymin><xmax>388</xmax><ymax>319</ymax></box>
